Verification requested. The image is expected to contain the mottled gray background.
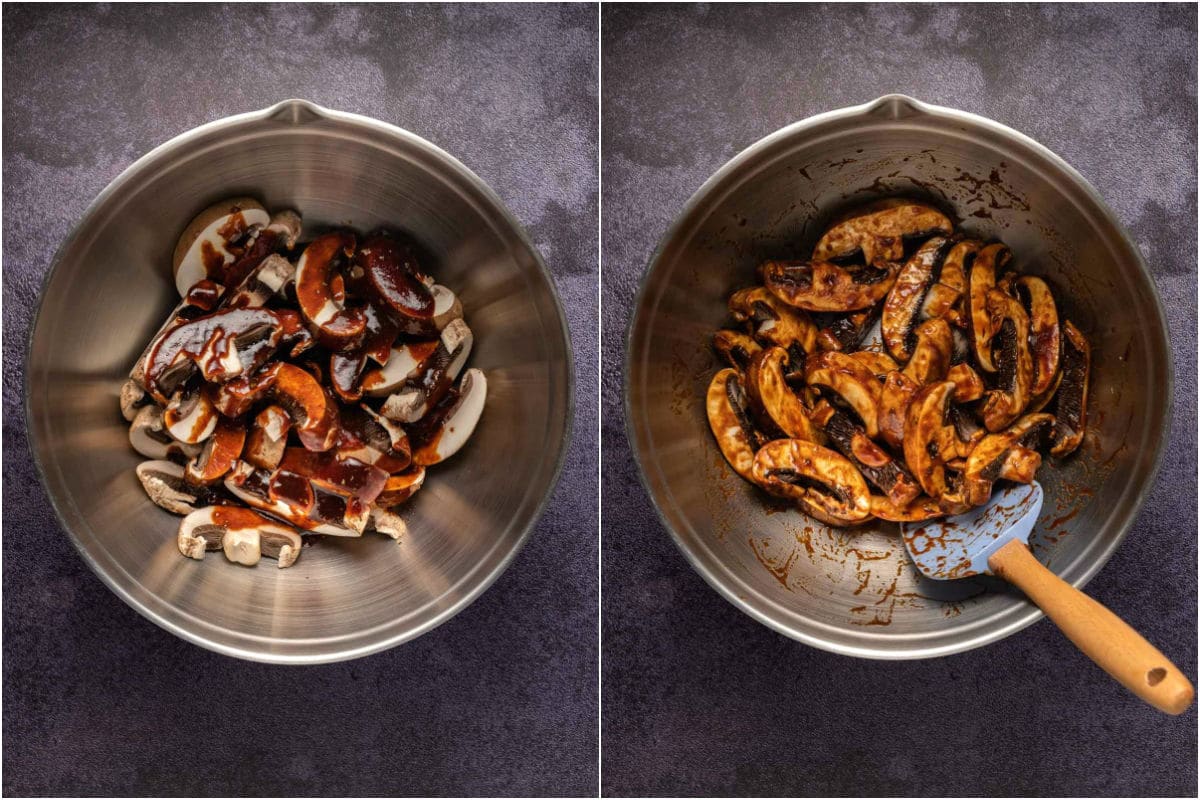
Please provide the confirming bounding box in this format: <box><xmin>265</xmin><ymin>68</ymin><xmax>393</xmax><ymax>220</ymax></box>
<box><xmin>602</xmin><ymin>4</ymin><xmax>1197</xmax><ymax>797</ymax></box>
<box><xmin>3</xmin><ymin>4</ymin><xmax>597</xmax><ymax>796</ymax></box>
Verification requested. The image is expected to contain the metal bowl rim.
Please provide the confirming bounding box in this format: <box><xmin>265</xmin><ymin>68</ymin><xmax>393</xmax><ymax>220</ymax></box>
<box><xmin>623</xmin><ymin>93</ymin><xmax>1172</xmax><ymax>660</ymax></box>
<box><xmin>25</xmin><ymin>99</ymin><xmax>576</xmax><ymax>664</ymax></box>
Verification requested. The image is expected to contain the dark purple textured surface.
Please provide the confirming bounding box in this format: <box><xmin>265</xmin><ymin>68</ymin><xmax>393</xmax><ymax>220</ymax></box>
<box><xmin>601</xmin><ymin>4</ymin><xmax>1197</xmax><ymax>797</ymax></box>
<box><xmin>3</xmin><ymin>4</ymin><xmax>597</xmax><ymax>796</ymax></box>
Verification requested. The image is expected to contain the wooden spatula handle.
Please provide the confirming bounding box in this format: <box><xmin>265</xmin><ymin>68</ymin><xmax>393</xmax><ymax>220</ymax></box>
<box><xmin>989</xmin><ymin>539</ymin><xmax>1194</xmax><ymax>715</ymax></box>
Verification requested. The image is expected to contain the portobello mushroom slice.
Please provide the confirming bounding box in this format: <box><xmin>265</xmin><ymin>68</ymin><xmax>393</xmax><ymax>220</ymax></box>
<box><xmin>869</xmin><ymin>494</ymin><xmax>946</xmax><ymax>523</ymax></box>
<box><xmin>903</xmin><ymin>381</ymin><xmax>976</xmax><ymax>505</ymax></box>
<box><xmin>728</xmin><ymin>287</ymin><xmax>819</xmax><ymax>353</ymax></box>
<box><xmin>760</xmin><ymin>260</ymin><xmax>897</xmax><ymax>313</ymax></box>
<box><xmin>946</xmin><ymin>362</ymin><xmax>985</xmax><ymax>402</ymax></box>
<box><xmin>706</xmin><ymin>368</ymin><xmax>768</xmax><ymax>481</ymax></box>
<box><xmin>902</xmin><ymin>317</ymin><xmax>954</xmax><ymax>385</ymax></box>
<box><xmin>743</xmin><ymin>347</ymin><xmax>825</xmax><ymax>444</ymax></box>
<box><xmin>920</xmin><ymin>239</ymin><xmax>977</xmax><ymax>328</ymax></box>
<box><xmin>804</xmin><ymin>351</ymin><xmax>883</xmax><ymax>439</ymax></box>
<box><xmin>979</xmin><ymin>288</ymin><xmax>1034</xmax><ymax>432</ymax></box>
<box><xmin>712</xmin><ymin>329</ymin><xmax>763</xmax><ymax>370</ymax></box>
<box><xmin>967</xmin><ymin>243</ymin><xmax>1012</xmax><ymax>372</ymax></box>
<box><xmin>1051</xmin><ymin>321</ymin><xmax>1090</xmax><ymax>456</ymax></box>
<box><xmin>820</xmin><ymin>406</ymin><xmax>922</xmax><ymax>508</ymax></box>
<box><xmin>1014</xmin><ymin>275</ymin><xmax>1062</xmax><ymax>397</ymax></box>
<box><xmin>848</xmin><ymin>350</ymin><xmax>899</xmax><ymax>380</ymax></box>
<box><xmin>878</xmin><ymin>370</ymin><xmax>919</xmax><ymax>450</ymax></box>
<box><xmin>815</xmin><ymin>305</ymin><xmax>881</xmax><ymax>352</ymax></box>
<box><xmin>751</xmin><ymin>438</ymin><xmax>872</xmax><ymax>526</ymax></box>
<box><xmin>812</xmin><ymin>199</ymin><xmax>953</xmax><ymax>267</ymax></box>
<box><xmin>962</xmin><ymin>413</ymin><xmax>1056</xmax><ymax>505</ymax></box>
<box><xmin>881</xmin><ymin>236</ymin><xmax>953</xmax><ymax>362</ymax></box>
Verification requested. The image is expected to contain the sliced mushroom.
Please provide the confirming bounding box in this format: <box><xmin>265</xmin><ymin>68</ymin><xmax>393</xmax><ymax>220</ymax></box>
<box><xmin>728</xmin><ymin>287</ymin><xmax>819</xmax><ymax>353</ymax></box>
<box><xmin>224</xmin><ymin>461</ymin><xmax>371</xmax><ymax>536</ymax></box>
<box><xmin>162</xmin><ymin>386</ymin><xmax>219</xmax><ymax>445</ymax></box>
<box><xmin>712</xmin><ymin>329</ymin><xmax>763</xmax><ymax>371</ymax></box>
<box><xmin>266</xmin><ymin>209</ymin><xmax>302</xmax><ymax>250</ymax></box>
<box><xmin>1051</xmin><ymin>321</ymin><xmax>1090</xmax><ymax>457</ymax></box>
<box><xmin>361</xmin><ymin>338</ymin><xmax>440</xmax><ymax>397</ymax></box>
<box><xmin>377</xmin><ymin>467</ymin><xmax>426</xmax><ymax>507</ymax></box>
<box><xmin>902</xmin><ymin>317</ymin><xmax>954</xmax><ymax>385</ymax></box>
<box><xmin>812</xmin><ymin>199</ymin><xmax>953</xmax><ymax>266</ymax></box>
<box><xmin>962</xmin><ymin>413</ymin><xmax>1056</xmax><ymax>505</ymax></box>
<box><xmin>848</xmin><ymin>351</ymin><xmax>899</xmax><ymax>380</ymax></box>
<box><xmin>946</xmin><ymin>362</ymin><xmax>985</xmax><ymax>402</ymax></box>
<box><xmin>979</xmin><ymin>288</ymin><xmax>1034</xmax><ymax>432</ymax></box>
<box><xmin>266</xmin><ymin>362</ymin><xmax>339</xmax><ymax>451</ymax></box>
<box><xmin>295</xmin><ymin>231</ymin><xmax>367</xmax><ymax>351</ymax></box>
<box><xmin>329</xmin><ymin>351</ymin><xmax>368</xmax><ymax>402</ymax></box>
<box><xmin>335</xmin><ymin>404</ymin><xmax>412</xmax><ymax>473</ymax></box>
<box><xmin>706</xmin><ymin>368</ymin><xmax>766</xmax><ymax>481</ymax></box>
<box><xmin>878</xmin><ymin>370</ymin><xmax>919</xmax><ymax>450</ymax></box>
<box><xmin>136</xmin><ymin>460</ymin><xmax>225</xmax><ymax>515</ymax></box>
<box><xmin>130</xmin><ymin>405</ymin><xmax>202</xmax><ymax>460</ymax></box>
<box><xmin>820</xmin><ymin>406</ymin><xmax>921</xmax><ymax>508</ymax></box>
<box><xmin>751</xmin><ymin>438</ymin><xmax>872</xmax><ymax>526</ymax></box>
<box><xmin>172</xmin><ymin>198</ymin><xmax>270</xmax><ymax>296</ymax></box>
<box><xmin>920</xmin><ymin>239</ymin><xmax>977</xmax><ymax>327</ymax></box>
<box><xmin>129</xmin><ymin>280</ymin><xmax>226</xmax><ymax>388</ymax></box>
<box><xmin>368</xmin><ymin>507</ymin><xmax>408</xmax><ymax>541</ymax></box>
<box><xmin>185</xmin><ymin>416</ymin><xmax>247</xmax><ymax>485</ymax></box>
<box><xmin>743</xmin><ymin>347</ymin><xmax>824</xmax><ymax>444</ymax></box>
<box><xmin>415</xmin><ymin>285</ymin><xmax>465</xmax><ymax>336</ymax></box>
<box><xmin>760</xmin><ymin>260</ymin><xmax>897</xmax><ymax>312</ymax></box>
<box><xmin>243</xmin><ymin>405</ymin><xmax>292</xmax><ymax>470</ymax></box>
<box><xmin>120</xmin><ymin>379</ymin><xmax>149</xmax><ymax>422</ymax></box>
<box><xmin>143</xmin><ymin>308</ymin><xmax>284</xmax><ymax>403</ymax></box>
<box><xmin>223</xmin><ymin>253</ymin><xmax>295</xmax><ymax>309</ymax></box>
<box><xmin>1013</xmin><ymin>275</ymin><xmax>1062</xmax><ymax>397</ymax></box>
<box><xmin>380</xmin><ymin>319</ymin><xmax>472</xmax><ymax>423</ymax></box>
<box><xmin>411</xmin><ymin>368</ymin><xmax>488</xmax><ymax>466</ymax></box>
<box><xmin>804</xmin><ymin>351</ymin><xmax>883</xmax><ymax>438</ymax></box>
<box><xmin>881</xmin><ymin>236</ymin><xmax>953</xmax><ymax>362</ymax></box>
<box><xmin>903</xmin><ymin>381</ymin><xmax>969</xmax><ymax>502</ymax></box>
<box><xmin>358</xmin><ymin>233</ymin><xmax>435</xmax><ymax>323</ymax></box>
<box><xmin>869</xmin><ymin>494</ymin><xmax>946</xmax><ymax>523</ymax></box>
<box><xmin>967</xmin><ymin>243</ymin><xmax>1011</xmax><ymax>372</ymax></box>
<box><xmin>177</xmin><ymin>505</ymin><xmax>301</xmax><ymax>568</ymax></box>
<box><xmin>815</xmin><ymin>305</ymin><xmax>881</xmax><ymax>352</ymax></box>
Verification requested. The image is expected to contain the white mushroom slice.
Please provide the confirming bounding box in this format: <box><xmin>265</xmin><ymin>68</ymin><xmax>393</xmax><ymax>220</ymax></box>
<box><xmin>368</xmin><ymin>508</ymin><xmax>408</xmax><ymax>541</ymax></box>
<box><xmin>380</xmin><ymin>319</ymin><xmax>473</xmax><ymax>423</ymax></box>
<box><xmin>135</xmin><ymin>460</ymin><xmax>220</xmax><ymax>515</ymax></box>
<box><xmin>430</xmin><ymin>285</ymin><xmax>464</xmax><ymax>331</ymax></box>
<box><xmin>243</xmin><ymin>405</ymin><xmax>291</xmax><ymax>470</ymax></box>
<box><xmin>129</xmin><ymin>405</ymin><xmax>202</xmax><ymax>460</ymax></box>
<box><xmin>411</xmin><ymin>369</ymin><xmax>488</xmax><ymax>466</ymax></box>
<box><xmin>120</xmin><ymin>379</ymin><xmax>149</xmax><ymax>422</ymax></box>
<box><xmin>176</xmin><ymin>505</ymin><xmax>301</xmax><ymax>568</ymax></box>
<box><xmin>172</xmin><ymin>198</ymin><xmax>270</xmax><ymax>296</ymax></box>
<box><xmin>223</xmin><ymin>528</ymin><xmax>262</xmax><ymax>566</ymax></box>
<box><xmin>362</xmin><ymin>339</ymin><xmax>440</xmax><ymax>397</ymax></box>
<box><xmin>224</xmin><ymin>254</ymin><xmax>295</xmax><ymax>308</ymax></box>
<box><xmin>223</xmin><ymin>462</ymin><xmax>363</xmax><ymax>537</ymax></box>
<box><xmin>377</xmin><ymin>468</ymin><xmax>426</xmax><ymax>506</ymax></box>
<box><xmin>266</xmin><ymin>209</ymin><xmax>302</xmax><ymax>249</ymax></box>
<box><xmin>163</xmin><ymin>387</ymin><xmax>218</xmax><ymax>444</ymax></box>
<box><xmin>260</xmin><ymin>525</ymin><xmax>303</xmax><ymax>569</ymax></box>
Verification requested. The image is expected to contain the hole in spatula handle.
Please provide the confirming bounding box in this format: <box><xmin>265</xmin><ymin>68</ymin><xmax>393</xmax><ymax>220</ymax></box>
<box><xmin>1147</xmin><ymin>667</ymin><xmax>1167</xmax><ymax>686</ymax></box>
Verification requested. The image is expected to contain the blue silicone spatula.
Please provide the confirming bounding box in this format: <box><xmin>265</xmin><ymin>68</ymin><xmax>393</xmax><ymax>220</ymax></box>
<box><xmin>901</xmin><ymin>481</ymin><xmax>1194</xmax><ymax>715</ymax></box>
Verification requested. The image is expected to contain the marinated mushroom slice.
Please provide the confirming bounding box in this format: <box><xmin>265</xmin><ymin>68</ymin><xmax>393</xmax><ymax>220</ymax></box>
<box><xmin>979</xmin><ymin>288</ymin><xmax>1034</xmax><ymax>432</ymax></box>
<box><xmin>129</xmin><ymin>280</ymin><xmax>226</xmax><ymax>388</ymax></box>
<box><xmin>848</xmin><ymin>350</ymin><xmax>899</xmax><ymax>380</ymax></box>
<box><xmin>380</xmin><ymin>319</ymin><xmax>472</xmax><ymax>423</ymax></box>
<box><xmin>243</xmin><ymin>405</ymin><xmax>291</xmax><ymax>470</ymax></box>
<box><xmin>751</xmin><ymin>438</ymin><xmax>872</xmax><ymax>526</ymax></box>
<box><xmin>119</xmin><ymin>380</ymin><xmax>149</xmax><ymax>422</ymax></box>
<box><xmin>706</xmin><ymin>368</ymin><xmax>766</xmax><ymax>481</ymax></box>
<box><xmin>330</xmin><ymin>351</ymin><xmax>368</xmax><ymax>402</ymax></box>
<box><xmin>185</xmin><ymin>416</ymin><xmax>247</xmax><ymax>485</ymax></box>
<box><xmin>368</xmin><ymin>507</ymin><xmax>408</xmax><ymax>541</ymax></box>
<box><xmin>902</xmin><ymin>317</ymin><xmax>954</xmax><ymax>385</ymax></box>
<box><xmin>712</xmin><ymin>329</ymin><xmax>763</xmax><ymax>371</ymax></box>
<box><xmin>815</xmin><ymin>305</ymin><xmax>881</xmax><ymax>352</ymax></box>
<box><xmin>335</xmin><ymin>404</ymin><xmax>412</xmax><ymax>473</ymax></box>
<box><xmin>276</xmin><ymin>448</ymin><xmax>389</xmax><ymax>532</ymax></box>
<box><xmin>162</xmin><ymin>385</ymin><xmax>219</xmax><ymax>445</ymax></box>
<box><xmin>377</xmin><ymin>467</ymin><xmax>426</xmax><ymax>507</ymax></box>
<box><xmin>1051</xmin><ymin>321</ymin><xmax>1090</xmax><ymax>457</ymax></box>
<box><xmin>267</xmin><ymin>362</ymin><xmax>339</xmax><ymax>451</ymax></box>
<box><xmin>920</xmin><ymin>239</ymin><xmax>977</xmax><ymax>327</ymax></box>
<box><xmin>743</xmin><ymin>347</ymin><xmax>824</xmax><ymax>444</ymax></box>
<box><xmin>358</xmin><ymin>233</ymin><xmax>435</xmax><ymax>327</ymax></box>
<box><xmin>878</xmin><ymin>370</ymin><xmax>919</xmax><ymax>450</ymax></box>
<box><xmin>223</xmin><ymin>253</ymin><xmax>295</xmax><ymax>309</ymax></box>
<box><xmin>129</xmin><ymin>405</ymin><xmax>201</xmax><ymax>461</ymax></box>
<box><xmin>136</xmin><ymin>460</ymin><xmax>227</xmax><ymax>515</ymax></box>
<box><xmin>398</xmin><ymin>284</ymin><xmax>464</xmax><ymax>337</ymax></box>
<box><xmin>869</xmin><ymin>494</ymin><xmax>946</xmax><ymax>523</ymax></box>
<box><xmin>225</xmin><ymin>460</ymin><xmax>373</xmax><ymax>536</ymax></box>
<box><xmin>881</xmin><ymin>236</ymin><xmax>953</xmax><ymax>362</ymax></box>
<box><xmin>820</xmin><ymin>406</ymin><xmax>921</xmax><ymax>508</ymax></box>
<box><xmin>143</xmin><ymin>308</ymin><xmax>284</xmax><ymax>403</ymax></box>
<box><xmin>266</xmin><ymin>209</ymin><xmax>302</xmax><ymax>250</ymax></box>
<box><xmin>946</xmin><ymin>362</ymin><xmax>985</xmax><ymax>402</ymax></box>
<box><xmin>361</xmin><ymin>338</ymin><xmax>441</xmax><ymax>397</ymax></box>
<box><xmin>903</xmin><ymin>381</ymin><xmax>962</xmax><ymax>501</ymax></box>
<box><xmin>961</xmin><ymin>413</ymin><xmax>1056</xmax><ymax>505</ymax></box>
<box><xmin>760</xmin><ymin>260</ymin><xmax>898</xmax><ymax>312</ymax></box>
<box><xmin>172</xmin><ymin>197</ymin><xmax>271</xmax><ymax>296</ymax></box>
<box><xmin>177</xmin><ymin>505</ymin><xmax>302</xmax><ymax>568</ymax></box>
<box><xmin>804</xmin><ymin>351</ymin><xmax>883</xmax><ymax>439</ymax></box>
<box><xmin>411</xmin><ymin>368</ymin><xmax>488</xmax><ymax>466</ymax></box>
<box><xmin>295</xmin><ymin>231</ymin><xmax>367</xmax><ymax>351</ymax></box>
<box><xmin>812</xmin><ymin>199</ymin><xmax>953</xmax><ymax>266</ymax></box>
<box><xmin>1014</xmin><ymin>275</ymin><xmax>1062</xmax><ymax>397</ymax></box>
<box><xmin>728</xmin><ymin>287</ymin><xmax>819</xmax><ymax>353</ymax></box>
<box><xmin>967</xmin><ymin>243</ymin><xmax>1012</xmax><ymax>372</ymax></box>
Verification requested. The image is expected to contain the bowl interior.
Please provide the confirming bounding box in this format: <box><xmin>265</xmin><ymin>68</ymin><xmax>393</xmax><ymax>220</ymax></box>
<box><xmin>27</xmin><ymin>104</ymin><xmax>571</xmax><ymax>662</ymax></box>
<box><xmin>627</xmin><ymin>98</ymin><xmax>1169</xmax><ymax>658</ymax></box>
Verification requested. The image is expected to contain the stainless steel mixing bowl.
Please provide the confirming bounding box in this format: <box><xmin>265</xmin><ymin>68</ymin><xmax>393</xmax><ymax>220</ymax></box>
<box><xmin>626</xmin><ymin>95</ymin><xmax>1170</xmax><ymax>659</ymax></box>
<box><xmin>27</xmin><ymin>100</ymin><xmax>572</xmax><ymax>663</ymax></box>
